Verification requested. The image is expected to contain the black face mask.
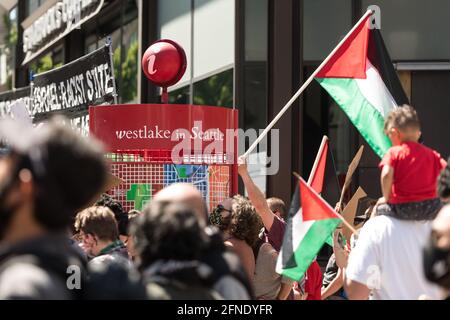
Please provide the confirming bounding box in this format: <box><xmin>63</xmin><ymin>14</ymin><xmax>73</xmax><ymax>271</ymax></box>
<box><xmin>423</xmin><ymin>235</ymin><xmax>450</xmax><ymax>290</ymax></box>
<box><xmin>209</xmin><ymin>205</ymin><xmax>232</xmax><ymax>231</ymax></box>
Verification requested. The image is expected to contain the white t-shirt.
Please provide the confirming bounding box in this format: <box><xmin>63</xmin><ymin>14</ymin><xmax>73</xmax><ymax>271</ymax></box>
<box><xmin>346</xmin><ymin>215</ymin><xmax>442</xmax><ymax>300</ymax></box>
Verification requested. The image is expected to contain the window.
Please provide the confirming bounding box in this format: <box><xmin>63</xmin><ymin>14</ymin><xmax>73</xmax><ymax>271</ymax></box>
<box><xmin>158</xmin><ymin>0</ymin><xmax>235</xmax><ymax>106</ymax></box>
<box><xmin>243</xmin><ymin>0</ymin><xmax>268</xmax><ymax>131</ymax></box>
<box><xmin>303</xmin><ymin>0</ymin><xmax>352</xmax><ymax>61</ymax></box>
<box><xmin>25</xmin><ymin>0</ymin><xmax>43</xmax><ymax>17</ymax></box>
<box><xmin>361</xmin><ymin>0</ymin><xmax>450</xmax><ymax>60</ymax></box>
<box><xmin>84</xmin><ymin>0</ymin><xmax>139</xmax><ymax>103</ymax></box>
<box><xmin>0</xmin><ymin>6</ymin><xmax>18</xmax><ymax>89</ymax></box>
<box><xmin>193</xmin><ymin>68</ymin><xmax>233</xmax><ymax>107</ymax></box>
<box><xmin>193</xmin><ymin>0</ymin><xmax>234</xmax><ymax>78</ymax></box>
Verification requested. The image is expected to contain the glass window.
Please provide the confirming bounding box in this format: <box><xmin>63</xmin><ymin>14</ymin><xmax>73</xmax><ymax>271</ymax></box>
<box><xmin>158</xmin><ymin>0</ymin><xmax>192</xmax><ymax>86</ymax></box>
<box><xmin>361</xmin><ymin>0</ymin><xmax>450</xmax><ymax>60</ymax></box>
<box><xmin>193</xmin><ymin>68</ymin><xmax>233</xmax><ymax>107</ymax></box>
<box><xmin>1</xmin><ymin>6</ymin><xmax>18</xmax><ymax>89</ymax></box>
<box><xmin>303</xmin><ymin>0</ymin><xmax>352</xmax><ymax>61</ymax></box>
<box><xmin>157</xmin><ymin>0</ymin><xmax>235</xmax><ymax>107</ymax></box>
<box><xmin>84</xmin><ymin>0</ymin><xmax>139</xmax><ymax>103</ymax></box>
<box><xmin>244</xmin><ymin>0</ymin><xmax>268</xmax><ymax>131</ymax></box>
<box><xmin>169</xmin><ymin>86</ymin><xmax>190</xmax><ymax>104</ymax></box>
<box><xmin>25</xmin><ymin>0</ymin><xmax>43</xmax><ymax>17</ymax></box>
<box><xmin>29</xmin><ymin>45</ymin><xmax>63</xmax><ymax>74</ymax></box>
<box><xmin>193</xmin><ymin>0</ymin><xmax>235</xmax><ymax>78</ymax></box>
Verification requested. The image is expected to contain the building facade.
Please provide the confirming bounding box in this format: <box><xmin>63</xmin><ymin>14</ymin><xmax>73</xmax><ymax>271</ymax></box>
<box><xmin>3</xmin><ymin>0</ymin><xmax>450</xmax><ymax>205</ymax></box>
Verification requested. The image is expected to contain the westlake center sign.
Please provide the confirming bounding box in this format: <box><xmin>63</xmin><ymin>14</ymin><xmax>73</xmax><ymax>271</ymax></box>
<box><xmin>89</xmin><ymin>104</ymin><xmax>238</xmax><ymax>165</ymax></box>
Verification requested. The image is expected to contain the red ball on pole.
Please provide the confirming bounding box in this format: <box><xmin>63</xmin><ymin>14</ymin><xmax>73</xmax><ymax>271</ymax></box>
<box><xmin>142</xmin><ymin>39</ymin><xmax>187</xmax><ymax>103</ymax></box>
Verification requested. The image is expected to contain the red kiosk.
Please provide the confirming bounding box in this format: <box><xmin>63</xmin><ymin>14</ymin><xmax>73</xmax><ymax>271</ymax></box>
<box><xmin>89</xmin><ymin>40</ymin><xmax>238</xmax><ymax>212</ymax></box>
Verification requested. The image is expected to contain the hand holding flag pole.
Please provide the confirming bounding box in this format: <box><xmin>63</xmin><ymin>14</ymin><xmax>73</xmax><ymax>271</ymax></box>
<box><xmin>293</xmin><ymin>171</ymin><xmax>358</xmax><ymax>235</ymax></box>
<box><xmin>241</xmin><ymin>10</ymin><xmax>374</xmax><ymax>159</ymax></box>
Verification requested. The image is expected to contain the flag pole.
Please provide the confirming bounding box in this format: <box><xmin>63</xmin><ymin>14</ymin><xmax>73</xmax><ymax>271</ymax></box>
<box><xmin>307</xmin><ymin>135</ymin><xmax>328</xmax><ymax>185</ymax></box>
<box><xmin>242</xmin><ymin>10</ymin><xmax>374</xmax><ymax>159</ymax></box>
<box><xmin>292</xmin><ymin>172</ymin><xmax>359</xmax><ymax>235</ymax></box>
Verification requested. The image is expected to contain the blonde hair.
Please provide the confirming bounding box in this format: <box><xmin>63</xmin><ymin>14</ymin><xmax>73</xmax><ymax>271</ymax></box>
<box><xmin>384</xmin><ymin>105</ymin><xmax>420</xmax><ymax>132</ymax></box>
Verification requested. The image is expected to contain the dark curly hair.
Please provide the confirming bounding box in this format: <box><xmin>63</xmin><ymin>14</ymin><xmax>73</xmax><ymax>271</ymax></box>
<box><xmin>95</xmin><ymin>193</ymin><xmax>129</xmax><ymax>236</ymax></box>
<box><xmin>229</xmin><ymin>195</ymin><xmax>263</xmax><ymax>248</ymax></box>
<box><xmin>438</xmin><ymin>157</ymin><xmax>450</xmax><ymax>200</ymax></box>
<box><xmin>131</xmin><ymin>200</ymin><xmax>209</xmax><ymax>270</ymax></box>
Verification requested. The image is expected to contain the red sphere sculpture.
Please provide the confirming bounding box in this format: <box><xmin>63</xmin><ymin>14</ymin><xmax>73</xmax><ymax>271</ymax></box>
<box><xmin>142</xmin><ymin>39</ymin><xmax>187</xmax><ymax>89</ymax></box>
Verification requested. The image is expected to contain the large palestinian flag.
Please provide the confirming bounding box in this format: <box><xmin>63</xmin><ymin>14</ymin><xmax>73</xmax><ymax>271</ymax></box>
<box><xmin>315</xmin><ymin>15</ymin><xmax>409</xmax><ymax>158</ymax></box>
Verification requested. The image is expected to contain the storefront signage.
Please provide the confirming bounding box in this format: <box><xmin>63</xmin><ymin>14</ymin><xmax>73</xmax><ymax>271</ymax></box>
<box><xmin>89</xmin><ymin>104</ymin><xmax>238</xmax><ymax>164</ymax></box>
<box><xmin>22</xmin><ymin>0</ymin><xmax>104</xmax><ymax>65</ymax></box>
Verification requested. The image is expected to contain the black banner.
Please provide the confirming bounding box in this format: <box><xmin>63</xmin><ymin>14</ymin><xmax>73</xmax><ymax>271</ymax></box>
<box><xmin>32</xmin><ymin>44</ymin><xmax>116</xmax><ymax>122</ymax></box>
<box><xmin>0</xmin><ymin>87</ymin><xmax>32</xmax><ymax>118</ymax></box>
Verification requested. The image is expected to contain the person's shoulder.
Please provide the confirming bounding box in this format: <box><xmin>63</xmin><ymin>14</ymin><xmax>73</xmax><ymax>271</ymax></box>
<box><xmin>410</xmin><ymin>142</ymin><xmax>440</xmax><ymax>157</ymax></box>
<box><xmin>359</xmin><ymin>215</ymin><xmax>394</xmax><ymax>237</ymax></box>
<box><xmin>0</xmin><ymin>259</ymin><xmax>70</xmax><ymax>299</ymax></box>
<box><xmin>259</xmin><ymin>242</ymin><xmax>277</xmax><ymax>259</ymax></box>
<box><xmin>225</xmin><ymin>238</ymin><xmax>252</xmax><ymax>253</ymax></box>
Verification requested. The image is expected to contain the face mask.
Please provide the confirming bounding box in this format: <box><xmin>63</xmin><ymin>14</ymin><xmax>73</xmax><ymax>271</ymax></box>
<box><xmin>209</xmin><ymin>205</ymin><xmax>232</xmax><ymax>231</ymax></box>
<box><xmin>423</xmin><ymin>237</ymin><xmax>450</xmax><ymax>290</ymax></box>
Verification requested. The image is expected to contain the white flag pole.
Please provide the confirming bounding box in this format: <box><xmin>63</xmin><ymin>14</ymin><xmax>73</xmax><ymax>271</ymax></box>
<box><xmin>242</xmin><ymin>10</ymin><xmax>374</xmax><ymax>159</ymax></box>
<box><xmin>307</xmin><ymin>135</ymin><xmax>328</xmax><ymax>185</ymax></box>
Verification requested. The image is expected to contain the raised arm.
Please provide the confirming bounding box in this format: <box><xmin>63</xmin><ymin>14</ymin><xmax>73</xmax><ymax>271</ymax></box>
<box><xmin>237</xmin><ymin>156</ymin><xmax>276</xmax><ymax>231</ymax></box>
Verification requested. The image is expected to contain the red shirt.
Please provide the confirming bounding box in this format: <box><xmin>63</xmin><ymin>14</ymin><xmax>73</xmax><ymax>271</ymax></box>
<box><xmin>379</xmin><ymin>142</ymin><xmax>446</xmax><ymax>204</ymax></box>
<box><xmin>265</xmin><ymin>216</ymin><xmax>285</xmax><ymax>252</ymax></box>
<box><xmin>305</xmin><ymin>260</ymin><xmax>323</xmax><ymax>300</ymax></box>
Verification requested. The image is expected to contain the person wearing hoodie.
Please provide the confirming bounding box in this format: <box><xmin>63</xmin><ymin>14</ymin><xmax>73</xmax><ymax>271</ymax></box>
<box><xmin>132</xmin><ymin>200</ymin><xmax>222</xmax><ymax>299</ymax></box>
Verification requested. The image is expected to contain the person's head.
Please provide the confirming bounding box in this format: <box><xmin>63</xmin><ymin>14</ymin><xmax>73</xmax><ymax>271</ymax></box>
<box><xmin>438</xmin><ymin>158</ymin><xmax>450</xmax><ymax>204</ymax></box>
<box><xmin>131</xmin><ymin>200</ymin><xmax>209</xmax><ymax>270</ymax></box>
<box><xmin>154</xmin><ymin>183</ymin><xmax>208</xmax><ymax>226</ymax></box>
<box><xmin>74</xmin><ymin>206</ymin><xmax>119</xmax><ymax>257</ymax></box>
<box><xmin>267</xmin><ymin>197</ymin><xmax>287</xmax><ymax>220</ymax></box>
<box><xmin>0</xmin><ymin>117</ymin><xmax>107</xmax><ymax>244</ymax></box>
<box><xmin>228</xmin><ymin>195</ymin><xmax>263</xmax><ymax>248</ymax></box>
<box><xmin>423</xmin><ymin>205</ymin><xmax>450</xmax><ymax>295</ymax></box>
<box><xmin>384</xmin><ymin>105</ymin><xmax>421</xmax><ymax>145</ymax></box>
<box><xmin>354</xmin><ymin>199</ymin><xmax>377</xmax><ymax>227</ymax></box>
<box><xmin>125</xmin><ymin>209</ymin><xmax>142</xmax><ymax>259</ymax></box>
<box><xmin>95</xmin><ymin>193</ymin><xmax>128</xmax><ymax>240</ymax></box>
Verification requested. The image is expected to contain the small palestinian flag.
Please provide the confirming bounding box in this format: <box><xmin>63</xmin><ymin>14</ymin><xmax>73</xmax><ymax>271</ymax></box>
<box><xmin>276</xmin><ymin>176</ymin><xmax>341</xmax><ymax>281</ymax></box>
<box><xmin>315</xmin><ymin>15</ymin><xmax>409</xmax><ymax>158</ymax></box>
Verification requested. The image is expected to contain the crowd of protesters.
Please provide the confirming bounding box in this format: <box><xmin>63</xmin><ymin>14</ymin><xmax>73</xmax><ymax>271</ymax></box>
<box><xmin>0</xmin><ymin>105</ymin><xmax>449</xmax><ymax>300</ymax></box>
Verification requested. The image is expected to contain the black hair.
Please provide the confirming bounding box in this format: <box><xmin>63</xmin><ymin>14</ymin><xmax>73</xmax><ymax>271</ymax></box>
<box><xmin>131</xmin><ymin>200</ymin><xmax>209</xmax><ymax>270</ymax></box>
<box><xmin>95</xmin><ymin>193</ymin><xmax>129</xmax><ymax>236</ymax></box>
<box><xmin>30</xmin><ymin>119</ymin><xmax>107</xmax><ymax>231</ymax></box>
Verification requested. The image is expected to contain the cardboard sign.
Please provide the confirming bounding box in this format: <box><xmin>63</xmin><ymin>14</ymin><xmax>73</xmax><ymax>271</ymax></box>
<box><xmin>338</xmin><ymin>145</ymin><xmax>364</xmax><ymax>207</ymax></box>
<box><xmin>342</xmin><ymin>187</ymin><xmax>367</xmax><ymax>241</ymax></box>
